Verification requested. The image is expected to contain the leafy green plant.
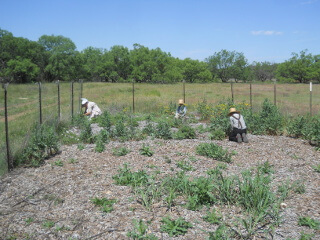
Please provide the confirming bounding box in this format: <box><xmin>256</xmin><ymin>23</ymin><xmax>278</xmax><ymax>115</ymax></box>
<box><xmin>79</xmin><ymin>120</ymin><xmax>94</xmax><ymax>143</ymax></box>
<box><xmin>112</xmin><ymin>164</ymin><xmax>150</xmax><ymax>187</ymax></box>
<box><xmin>292</xmin><ymin>180</ymin><xmax>306</xmax><ymax>194</ymax></box>
<box><xmin>196</xmin><ymin>143</ymin><xmax>234</xmax><ymax>163</ymax></box>
<box><xmin>160</xmin><ymin>216</ymin><xmax>192</xmax><ymax>237</ymax></box>
<box><xmin>312</xmin><ymin>164</ymin><xmax>320</xmax><ymax>173</ymax></box>
<box><xmin>203</xmin><ymin>208</ymin><xmax>222</xmax><ymax>224</ymax></box>
<box><xmin>258</xmin><ymin>161</ymin><xmax>274</xmax><ymax>174</ymax></box>
<box><xmin>77</xmin><ymin>143</ymin><xmax>85</xmax><ymax>150</ymax></box>
<box><xmin>68</xmin><ymin>158</ymin><xmax>78</xmax><ymax>164</ymax></box>
<box><xmin>298</xmin><ymin>216</ymin><xmax>320</xmax><ymax>229</ymax></box>
<box><xmin>259</xmin><ymin>99</ymin><xmax>284</xmax><ymax>135</ymax></box>
<box><xmin>52</xmin><ymin>159</ymin><xmax>63</xmax><ymax>167</ymax></box>
<box><xmin>24</xmin><ymin>217</ymin><xmax>34</xmax><ymax>225</ymax></box>
<box><xmin>299</xmin><ymin>232</ymin><xmax>314</xmax><ymax>240</ymax></box>
<box><xmin>127</xmin><ymin>219</ymin><xmax>158</xmax><ymax>240</ymax></box>
<box><xmin>175</xmin><ymin>125</ymin><xmax>196</xmax><ymax>139</ymax></box>
<box><xmin>94</xmin><ymin>137</ymin><xmax>105</xmax><ymax>153</ymax></box>
<box><xmin>286</xmin><ymin>115</ymin><xmax>308</xmax><ymax>138</ymax></box>
<box><xmin>139</xmin><ymin>144</ymin><xmax>154</xmax><ymax>157</ymax></box>
<box><xmin>91</xmin><ymin>197</ymin><xmax>117</xmax><ymax>213</ymax></box>
<box><xmin>113</xmin><ymin>147</ymin><xmax>131</xmax><ymax>156</ymax></box>
<box><xmin>208</xmin><ymin>224</ymin><xmax>231</xmax><ymax>240</ymax></box>
<box><xmin>155</xmin><ymin>120</ymin><xmax>172</xmax><ymax>139</ymax></box>
<box><xmin>42</xmin><ymin>220</ymin><xmax>55</xmax><ymax>228</ymax></box>
<box><xmin>176</xmin><ymin>160</ymin><xmax>193</xmax><ymax>171</ymax></box>
<box><xmin>209</xmin><ymin>128</ymin><xmax>225</xmax><ymax>140</ymax></box>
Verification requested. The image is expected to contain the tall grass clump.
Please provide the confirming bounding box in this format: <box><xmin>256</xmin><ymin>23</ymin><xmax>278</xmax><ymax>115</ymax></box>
<box><xmin>15</xmin><ymin>123</ymin><xmax>60</xmax><ymax>167</ymax></box>
<box><xmin>196</xmin><ymin>143</ymin><xmax>234</xmax><ymax>163</ymax></box>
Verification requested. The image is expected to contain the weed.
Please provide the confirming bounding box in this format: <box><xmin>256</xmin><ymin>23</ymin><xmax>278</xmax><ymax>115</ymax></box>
<box><xmin>24</xmin><ymin>217</ymin><xmax>34</xmax><ymax>225</ymax></box>
<box><xmin>77</xmin><ymin>143</ymin><xmax>85</xmax><ymax>150</ymax></box>
<box><xmin>79</xmin><ymin>120</ymin><xmax>94</xmax><ymax>143</ymax></box>
<box><xmin>112</xmin><ymin>147</ymin><xmax>131</xmax><ymax>156</ymax></box>
<box><xmin>55</xmin><ymin>225</ymin><xmax>70</xmax><ymax>232</ymax></box>
<box><xmin>203</xmin><ymin>208</ymin><xmax>222</xmax><ymax>224</ymax></box>
<box><xmin>209</xmin><ymin>128</ymin><xmax>226</xmax><ymax>140</ymax></box>
<box><xmin>258</xmin><ymin>161</ymin><xmax>274</xmax><ymax>174</ymax></box>
<box><xmin>127</xmin><ymin>219</ymin><xmax>158</xmax><ymax>240</ymax></box>
<box><xmin>196</xmin><ymin>143</ymin><xmax>234</xmax><ymax>163</ymax></box>
<box><xmin>176</xmin><ymin>160</ymin><xmax>193</xmax><ymax>171</ymax></box>
<box><xmin>164</xmin><ymin>156</ymin><xmax>171</xmax><ymax>163</ymax></box>
<box><xmin>188</xmin><ymin>155</ymin><xmax>198</xmax><ymax>162</ymax></box>
<box><xmin>112</xmin><ymin>164</ymin><xmax>150</xmax><ymax>187</ymax></box>
<box><xmin>298</xmin><ymin>216</ymin><xmax>320</xmax><ymax>229</ymax></box>
<box><xmin>42</xmin><ymin>220</ymin><xmax>55</xmax><ymax>228</ymax></box>
<box><xmin>312</xmin><ymin>164</ymin><xmax>320</xmax><ymax>173</ymax></box>
<box><xmin>175</xmin><ymin>125</ymin><xmax>196</xmax><ymax>139</ymax></box>
<box><xmin>155</xmin><ymin>120</ymin><xmax>172</xmax><ymax>139</ymax></box>
<box><xmin>52</xmin><ymin>159</ymin><xmax>63</xmax><ymax>167</ymax></box>
<box><xmin>299</xmin><ymin>232</ymin><xmax>314</xmax><ymax>240</ymax></box>
<box><xmin>68</xmin><ymin>158</ymin><xmax>78</xmax><ymax>164</ymax></box>
<box><xmin>208</xmin><ymin>224</ymin><xmax>231</xmax><ymax>240</ymax></box>
<box><xmin>91</xmin><ymin>197</ymin><xmax>117</xmax><ymax>213</ymax></box>
<box><xmin>139</xmin><ymin>144</ymin><xmax>154</xmax><ymax>157</ymax></box>
<box><xmin>94</xmin><ymin>137</ymin><xmax>105</xmax><ymax>153</ymax></box>
<box><xmin>160</xmin><ymin>216</ymin><xmax>192</xmax><ymax>237</ymax></box>
<box><xmin>292</xmin><ymin>180</ymin><xmax>306</xmax><ymax>194</ymax></box>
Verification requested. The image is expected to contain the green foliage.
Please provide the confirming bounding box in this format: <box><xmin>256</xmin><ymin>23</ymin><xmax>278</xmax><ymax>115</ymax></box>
<box><xmin>312</xmin><ymin>164</ymin><xmax>320</xmax><ymax>173</ymax></box>
<box><xmin>127</xmin><ymin>219</ymin><xmax>158</xmax><ymax>240</ymax></box>
<box><xmin>286</xmin><ymin>115</ymin><xmax>308</xmax><ymax>138</ymax></box>
<box><xmin>155</xmin><ymin>120</ymin><xmax>172</xmax><ymax>139</ymax></box>
<box><xmin>299</xmin><ymin>232</ymin><xmax>314</xmax><ymax>240</ymax></box>
<box><xmin>298</xmin><ymin>216</ymin><xmax>320</xmax><ymax>229</ymax></box>
<box><xmin>208</xmin><ymin>225</ymin><xmax>231</xmax><ymax>240</ymax></box>
<box><xmin>16</xmin><ymin>123</ymin><xmax>60</xmax><ymax>167</ymax></box>
<box><xmin>42</xmin><ymin>220</ymin><xmax>55</xmax><ymax>228</ymax></box>
<box><xmin>259</xmin><ymin>99</ymin><xmax>284</xmax><ymax>135</ymax></box>
<box><xmin>94</xmin><ymin>137</ymin><xmax>105</xmax><ymax>153</ymax></box>
<box><xmin>112</xmin><ymin>164</ymin><xmax>150</xmax><ymax>187</ymax></box>
<box><xmin>176</xmin><ymin>160</ymin><xmax>194</xmax><ymax>171</ymax></box>
<box><xmin>52</xmin><ymin>159</ymin><xmax>63</xmax><ymax>167</ymax></box>
<box><xmin>175</xmin><ymin>125</ymin><xmax>196</xmax><ymax>139</ymax></box>
<box><xmin>258</xmin><ymin>161</ymin><xmax>274</xmax><ymax>174</ymax></box>
<box><xmin>98</xmin><ymin>111</ymin><xmax>112</xmax><ymax>131</ymax></box>
<box><xmin>203</xmin><ymin>208</ymin><xmax>222</xmax><ymax>224</ymax></box>
<box><xmin>160</xmin><ymin>216</ymin><xmax>192</xmax><ymax>237</ymax></box>
<box><xmin>291</xmin><ymin>180</ymin><xmax>306</xmax><ymax>194</ymax></box>
<box><xmin>139</xmin><ymin>144</ymin><xmax>154</xmax><ymax>157</ymax></box>
<box><xmin>209</xmin><ymin>128</ymin><xmax>226</xmax><ymax>140</ymax></box>
<box><xmin>79</xmin><ymin>119</ymin><xmax>94</xmax><ymax>143</ymax></box>
<box><xmin>196</xmin><ymin>143</ymin><xmax>234</xmax><ymax>163</ymax></box>
<box><xmin>91</xmin><ymin>197</ymin><xmax>117</xmax><ymax>213</ymax></box>
<box><xmin>112</xmin><ymin>147</ymin><xmax>131</xmax><ymax>156</ymax></box>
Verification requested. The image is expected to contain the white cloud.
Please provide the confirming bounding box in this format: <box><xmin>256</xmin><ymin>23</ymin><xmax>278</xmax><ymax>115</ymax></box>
<box><xmin>251</xmin><ymin>30</ymin><xmax>283</xmax><ymax>36</ymax></box>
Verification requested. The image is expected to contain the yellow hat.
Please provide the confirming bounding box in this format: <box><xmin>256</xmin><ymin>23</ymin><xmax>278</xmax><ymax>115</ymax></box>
<box><xmin>178</xmin><ymin>99</ymin><xmax>184</xmax><ymax>104</ymax></box>
<box><xmin>228</xmin><ymin>108</ymin><xmax>240</xmax><ymax>116</ymax></box>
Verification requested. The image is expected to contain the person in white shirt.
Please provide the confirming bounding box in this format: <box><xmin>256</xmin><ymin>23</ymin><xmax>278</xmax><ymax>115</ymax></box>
<box><xmin>228</xmin><ymin>108</ymin><xmax>248</xmax><ymax>143</ymax></box>
<box><xmin>81</xmin><ymin>98</ymin><xmax>102</xmax><ymax>120</ymax></box>
<box><xmin>175</xmin><ymin>99</ymin><xmax>187</xmax><ymax>119</ymax></box>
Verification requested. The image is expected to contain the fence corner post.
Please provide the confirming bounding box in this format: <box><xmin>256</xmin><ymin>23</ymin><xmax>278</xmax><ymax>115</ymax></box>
<box><xmin>38</xmin><ymin>81</ymin><xmax>42</xmax><ymax>124</ymax></box>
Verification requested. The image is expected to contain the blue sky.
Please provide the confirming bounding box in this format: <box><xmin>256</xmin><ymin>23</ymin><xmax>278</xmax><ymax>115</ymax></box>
<box><xmin>1</xmin><ymin>0</ymin><xmax>319</xmax><ymax>63</ymax></box>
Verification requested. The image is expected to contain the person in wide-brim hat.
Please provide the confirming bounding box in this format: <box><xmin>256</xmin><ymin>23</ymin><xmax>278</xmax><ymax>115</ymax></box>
<box><xmin>228</xmin><ymin>107</ymin><xmax>249</xmax><ymax>143</ymax></box>
<box><xmin>81</xmin><ymin>98</ymin><xmax>102</xmax><ymax>120</ymax></box>
<box><xmin>175</xmin><ymin>99</ymin><xmax>187</xmax><ymax>119</ymax></box>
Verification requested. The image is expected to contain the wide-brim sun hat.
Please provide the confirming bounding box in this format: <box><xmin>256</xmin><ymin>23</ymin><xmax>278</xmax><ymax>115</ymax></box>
<box><xmin>81</xmin><ymin>98</ymin><xmax>88</xmax><ymax>105</ymax></box>
<box><xmin>228</xmin><ymin>107</ymin><xmax>240</xmax><ymax>116</ymax></box>
<box><xmin>178</xmin><ymin>99</ymin><xmax>184</xmax><ymax>104</ymax></box>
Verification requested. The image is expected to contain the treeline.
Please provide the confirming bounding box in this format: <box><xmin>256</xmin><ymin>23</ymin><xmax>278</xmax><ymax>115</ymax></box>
<box><xmin>0</xmin><ymin>28</ymin><xmax>319</xmax><ymax>83</ymax></box>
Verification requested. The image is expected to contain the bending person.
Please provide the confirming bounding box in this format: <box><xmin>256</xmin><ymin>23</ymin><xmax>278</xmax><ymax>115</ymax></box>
<box><xmin>175</xmin><ymin>99</ymin><xmax>187</xmax><ymax>119</ymax></box>
<box><xmin>228</xmin><ymin>108</ymin><xmax>248</xmax><ymax>143</ymax></box>
<box><xmin>81</xmin><ymin>98</ymin><xmax>102</xmax><ymax>120</ymax></box>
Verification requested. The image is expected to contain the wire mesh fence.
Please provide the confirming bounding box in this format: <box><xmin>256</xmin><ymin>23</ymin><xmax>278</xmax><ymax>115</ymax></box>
<box><xmin>0</xmin><ymin>81</ymin><xmax>319</xmax><ymax>173</ymax></box>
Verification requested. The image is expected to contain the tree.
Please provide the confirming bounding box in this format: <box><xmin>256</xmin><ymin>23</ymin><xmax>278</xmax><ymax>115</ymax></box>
<box><xmin>38</xmin><ymin>35</ymin><xmax>78</xmax><ymax>81</ymax></box>
<box><xmin>251</xmin><ymin>61</ymin><xmax>277</xmax><ymax>82</ymax></box>
<box><xmin>206</xmin><ymin>49</ymin><xmax>248</xmax><ymax>82</ymax></box>
<box><xmin>80</xmin><ymin>47</ymin><xmax>105</xmax><ymax>81</ymax></box>
<box><xmin>276</xmin><ymin>50</ymin><xmax>313</xmax><ymax>83</ymax></box>
<box><xmin>180</xmin><ymin>58</ymin><xmax>212</xmax><ymax>83</ymax></box>
<box><xmin>5</xmin><ymin>57</ymin><xmax>39</xmax><ymax>83</ymax></box>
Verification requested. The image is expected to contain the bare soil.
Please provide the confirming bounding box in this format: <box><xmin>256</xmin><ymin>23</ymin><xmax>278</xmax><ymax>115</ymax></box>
<box><xmin>0</xmin><ymin>123</ymin><xmax>320</xmax><ymax>240</ymax></box>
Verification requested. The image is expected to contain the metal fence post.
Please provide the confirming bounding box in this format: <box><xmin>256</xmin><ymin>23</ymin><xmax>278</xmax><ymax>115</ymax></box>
<box><xmin>79</xmin><ymin>79</ymin><xmax>83</xmax><ymax>113</ymax></box>
<box><xmin>57</xmin><ymin>80</ymin><xmax>61</xmax><ymax>122</ymax></box>
<box><xmin>183</xmin><ymin>80</ymin><xmax>186</xmax><ymax>103</ymax></box>
<box><xmin>38</xmin><ymin>82</ymin><xmax>42</xmax><ymax>124</ymax></box>
<box><xmin>250</xmin><ymin>83</ymin><xmax>253</xmax><ymax>110</ymax></box>
<box><xmin>231</xmin><ymin>82</ymin><xmax>234</xmax><ymax>102</ymax></box>
<box><xmin>132</xmin><ymin>79</ymin><xmax>135</xmax><ymax>113</ymax></box>
<box><xmin>274</xmin><ymin>81</ymin><xmax>277</xmax><ymax>106</ymax></box>
<box><xmin>310</xmin><ymin>82</ymin><xmax>312</xmax><ymax>116</ymax></box>
<box><xmin>71</xmin><ymin>81</ymin><xmax>74</xmax><ymax>119</ymax></box>
<box><xmin>3</xmin><ymin>83</ymin><xmax>13</xmax><ymax>171</ymax></box>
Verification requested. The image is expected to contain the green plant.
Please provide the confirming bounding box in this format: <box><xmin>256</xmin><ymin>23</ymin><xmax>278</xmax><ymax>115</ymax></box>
<box><xmin>68</xmin><ymin>158</ymin><xmax>78</xmax><ymax>164</ymax></box>
<box><xmin>175</xmin><ymin>125</ymin><xmax>196</xmax><ymax>139</ymax></box>
<box><xmin>209</xmin><ymin>128</ymin><xmax>226</xmax><ymax>140</ymax></box>
<box><xmin>127</xmin><ymin>219</ymin><xmax>158</xmax><ymax>240</ymax></box>
<box><xmin>196</xmin><ymin>143</ymin><xmax>234</xmax><ymax>163</ymax></box>
<box><xmin>160</xmin><ymin>216</ymin><xmax>192</xmax><ymax>237</ymax></box>
<box><xmin>259</xmin><ymin>99</ymin><xmax>284</xmax><ymax>135</ymax></box>
<box><xmin>113</xmin><ymin>147</ymin><xmax>131</xmax><ymax>156</ymax></box>
<box><xmin>203</xmin><ymin>208</ymin><xmax>222</xmax><ymax>224</ymax></box>
<box><xmin>298</xmin><ymin>216</ymin><xmax>320</xmax><ymax>229</ymax></box>
<box><xmin>312</xmin><ymin>164</ymin><xmax>320</xmax><ymax>173</ymax></box>
<box><xmin>91</xmin><ymin>197</ymin><xmax>117</xmax><ymax>213</ymax></box>
<box><xmin>94</xmin><ymin>137</ymin><xmax>105</xmax><ymax>153</ymax></box>
<box><xmin>55</xmin><ymin>225</ymin><xmax>70</xmax><ymax>232</ymax></box>
<box><xmin>52</xmin><ymin>159</ymin><xmax>63</xmax><ymax>167</ymax></box>
<box><xmin>79</xmin><ymin>120</ymin><xmax>94</xmax><ymax>143</ymax></box>
<box><xmin>208</xmin><ymin>224</ymin><xmax>231</xmax><ymax>240</ymax></box>
<box><xmin>139</xmin><ymin>144</ymin><xmax>154</xmax><ymax>157</ymax></box>
<box><xmin>176</xmin><ymin>160</ymin><xmax>193</xmax><ymax>171</ymax></box>
<box><xmin>286</xmin><ymin>115</ymin><xmax>308</xmax><ymax>138</ymax></box>
<box><xmin>155</xmin><ymin>120</ymin><xmax>172</xmax><ymax>139</ymax></box>
<box><xmin>77</xmin><ymin>143</ymin><xmax>85</xmax><ymax>150</ymax></box>
<box><xmin>42</xmin><ymin>220</ymin><xmax>55</xmax><ymax>228</ymax></box>
<box><xmin>292</xmin><ymin>180</ymin><xmax>306</xmax><ymax>194</ymax></box>
<box><xmin>299</xmin><ymin>232</ymin><xmax>314</xmax><ymax>240</ymax></box>
<box><xmin>112</xmin><ymin>164</ymin><xmax>150</xmax><ymax>187</ymax></box>
<box><xmin>24</xmin><ymin>217</ymin><xmax>34</xmax><ymax>225</ymax></box>
<box><xmin>258</xmin><ymin>161</ymin><xmax>274</xmax><ymax>174</ymax></box>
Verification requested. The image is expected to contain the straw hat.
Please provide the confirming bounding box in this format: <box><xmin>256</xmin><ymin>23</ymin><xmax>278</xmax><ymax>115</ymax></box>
<box><xmin>81</xmin><ymin>98</ymin><xmax>88</xmax><ymax>105</ymax></box>
<box><xmin>228</xmin><ymin>107</ymin><xmax>240</xmax><ymax>116</ymax></box>
<box><xmin>178</xmin><ymin>99</ymin><xmax>184</xmax><ymax>105</ymax></box>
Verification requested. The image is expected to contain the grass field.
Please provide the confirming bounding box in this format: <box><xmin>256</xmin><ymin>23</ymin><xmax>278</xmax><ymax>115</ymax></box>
<box><xmin>0</xmin><ymin>82</ymin><xmax>319</xmax><ymax>175</ymax></box>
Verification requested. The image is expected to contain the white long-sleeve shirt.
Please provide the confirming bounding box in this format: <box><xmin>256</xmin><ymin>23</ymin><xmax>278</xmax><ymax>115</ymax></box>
<box><xmin>229</xmin><ymin>113</ymin><xmax>246</xmax><ymax>130</ymax></box>
<box><xmin>86</xmin><ymin>101</ymin><xmax>102</xmax><ymax>119</ymax></box>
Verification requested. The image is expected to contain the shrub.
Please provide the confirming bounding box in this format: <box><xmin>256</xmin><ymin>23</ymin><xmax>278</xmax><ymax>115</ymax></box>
<box><xmin>160</xmin><ymin>217</ymin><xmax>192</xmax><ymax>237</ymax></box>
<box><xmin>259</xmin><ymin>99</ymin><xmax>284</xmax><ymax>135</ymax></box>
<box><xmin>286</xmin><ymin>115</ymin><xmax>308</xmax><ymax>138</ymax></box>
<box><xmin>17</xmin><ymin>124</ymin><xmax>60</xmax><ymax>167</ymax></box>
<box><xmin>98</xmin><ymin>111</ymin><xmax>112</xmax><ymax>131</ymax></box>
<box><xmin>209</xmin><ymin>128</ymin><xmax>226</xmax><ymax>140</ymax></box>
<box><xmin>112</xmin><ymin>164</ymin><xmax>150</xmax><ymax>187</ymax></box>
<box><xmin>155</xmin><ymin>120</ymin><xmax>172</xmax><ymax>139</ymax></box>
<box><xmin>139</xmin><ymin>144</ymin><xmax>154</xmax><ymax>157</ymax></box>
<box><xmin>196</xmin><ymin>143</ymin><xmax>234</xmax><ymax>163</ymax></box>
<box><xmin>94</xmin><ymin>138</ymin><xmax>105</xmax><ymax>153</ymax></box>
<box><xmin>79</xmin><ymin>120</ymin><xmax>94</xmax><ymax>143</ymax></box>
<box><xmin>175</xmin><ymin>125</ymin><xmax>196</xmax><ymax>139</ymax></box>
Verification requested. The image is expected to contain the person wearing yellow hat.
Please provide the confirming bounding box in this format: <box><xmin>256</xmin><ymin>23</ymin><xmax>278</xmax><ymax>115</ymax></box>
<box><xmin>81</xmin><ymin>98</ymin><xmax>102</xmax><ymax>120</ymax></box>
<box><xmin>175</xmin><ymin>99</ymin><xmax>187</xmax><ymax>119</ymax></box>
<box><xmin>228</xmin><ymin>108</ymin><xmax>248</xmax><ymax>143</ymax></box>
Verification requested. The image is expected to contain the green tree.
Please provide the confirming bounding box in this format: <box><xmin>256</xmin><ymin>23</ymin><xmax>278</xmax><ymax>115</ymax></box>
<box><xmin>206</xmin><ymin>49</ymin><xmax>248</xmax><ymax>82</ymax></box>
<box><xmin>180</xmin><ymin>58</ymin><xmax>212</xmax><ymax>83</ymax></box>
<box><xmin>251</xmin><ymin>61</ymin><xmax>277</xmax><ymax>82</ymax></box>
<box><xmin>38</xmin><ymin>34</ymin><xmax>78</xmax><ymax>81</ymax></box>
<box><xmin>4</xmin><ymin>57</ymin><xmax>39</xmax><ymax>83</ymax></box>
<box><xmin>80</xmin><ymin>47</ymin><xmax>105</xmax><ymax>81</ymax></box>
